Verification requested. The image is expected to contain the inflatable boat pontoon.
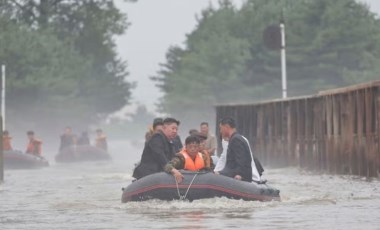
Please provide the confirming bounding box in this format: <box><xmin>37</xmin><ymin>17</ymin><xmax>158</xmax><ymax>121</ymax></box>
<box><xmin>122</xmin><ymin>171</ymin><xmax>280</xmax><ymax>202</ymax></box>
<box><xmin>55</xmin><ymin>145</ymin><xmax>111</xmax><ymax>163</ymax></box>
<box><xmin>4</xmin><ymin>150</ymin><xmax>49</xmax><ymax>169</ymax></box>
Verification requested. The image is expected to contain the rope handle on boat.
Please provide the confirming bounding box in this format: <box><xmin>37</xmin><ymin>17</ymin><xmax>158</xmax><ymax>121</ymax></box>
<box><xmin>175</xmin><ymin>173</ymin><xmax>198</xmax><ymax>201</ymax></box>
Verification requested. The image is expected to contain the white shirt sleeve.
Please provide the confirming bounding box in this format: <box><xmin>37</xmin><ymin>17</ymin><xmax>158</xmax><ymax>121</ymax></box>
<box><xmin>214</xmin><ymin>139</ymin><xmax>228</xmax><ymax>172</ymax></box>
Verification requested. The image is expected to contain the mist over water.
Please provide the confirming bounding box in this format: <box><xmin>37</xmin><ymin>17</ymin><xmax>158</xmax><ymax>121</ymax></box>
<box><xmin>1</xmin><ymin>140</ymin><xmax>379</xmax><ymax>230</ymax></box>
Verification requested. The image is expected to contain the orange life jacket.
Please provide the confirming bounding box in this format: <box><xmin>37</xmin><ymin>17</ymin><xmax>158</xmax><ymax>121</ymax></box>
<box><xmin>26</xmin><ymin>139</ymin><xmax>42</xmax><ymax>156</ymax></box>
<box><xmin>3</xmin><ymin>136</ymin><xmax>13</xmax><ymax>151</ymax></box>
<box><xmin>180</xmin><ymin>150</ymin><xmax>205</xmax><ymax>171</ymax></box>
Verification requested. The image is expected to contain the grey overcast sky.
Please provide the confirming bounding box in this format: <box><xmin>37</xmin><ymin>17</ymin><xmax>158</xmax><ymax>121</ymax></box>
<box><xmin>115</xmin><ymin>0</ymin><xmax>225</xmax><ymax>114</ymax></box>
<box><xmin>115</xmin><ymin>0</ymin><xmax>380</xmax><ymax>114</ymax></box>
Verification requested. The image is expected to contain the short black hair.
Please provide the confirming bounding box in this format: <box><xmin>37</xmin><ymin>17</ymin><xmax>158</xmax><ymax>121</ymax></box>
<box><xmin>219</xmin><ymin>117</ymin><xmax>236</xmax><ymax>128</ymax></box>
<box><xmin>163</xmin><ymin>117</ymin><xmax>180</xmax><ymax>126</ymax></box>
<box><xmin>189</xmin><ymin>129</ymin><xmax>198</xmax><ymax>135</ymax></box>
<box><xmin>185</xmin><ymin>135</ymin><xmax>200</xmax><ymax>145</ymax></box>
<box><xmin>3</xmin><ymin>130</ymin><xmax>9</xmax><ymax>135</ymax></box>
<box><xmin>200</xmin><ymin>122</ymin><xmax>209</xmax><ymax>127</ymax></box>
<box><xmin>27</xmin><ymin>131</ymin><xmax>34</xmax><ymax>135</ymax></box>
<box><xmin>153</xmin><ymin>118</ymin><xmax>164</xmax><ymax>129</ymax></box>
<box><xmin>189</xmin><ymin>130</ymin><xmax>207</xmax><ymax>140</ymax></box>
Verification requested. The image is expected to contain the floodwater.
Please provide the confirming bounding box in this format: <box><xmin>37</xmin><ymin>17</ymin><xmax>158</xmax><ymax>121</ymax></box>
<box><xmin>1</xmin><ymin>140</ymin><xmax>380</xmax><ymax>230</ymax></box>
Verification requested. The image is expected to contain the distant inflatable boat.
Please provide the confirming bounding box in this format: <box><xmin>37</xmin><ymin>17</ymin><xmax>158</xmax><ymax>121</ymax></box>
<box><xmin>55</xmin><ymin>145</ymin><xmax>111</xmax><ymax>163</ymax></box>
<box><xmin>4</xmin><ymin>150</ymin><xmax>49</xmax><ymax>169</ymax></box>
<box><xmin>121</xmin><ymin>171</ymin><xmax>280</xmax><ymax>202</ymax></box>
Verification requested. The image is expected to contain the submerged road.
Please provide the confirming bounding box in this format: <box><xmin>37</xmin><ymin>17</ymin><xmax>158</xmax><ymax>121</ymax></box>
<box><xmin>0</xmin><ymin>140</ymin><xmax>379</xmax><ymax>229</ymax></box>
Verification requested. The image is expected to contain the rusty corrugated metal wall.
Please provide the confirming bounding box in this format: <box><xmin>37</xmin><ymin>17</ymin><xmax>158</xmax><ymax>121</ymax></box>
<box><xmin>216</xmin><ymin>81</ymin><xmax>380</xmax><ymax>177</ymax></box>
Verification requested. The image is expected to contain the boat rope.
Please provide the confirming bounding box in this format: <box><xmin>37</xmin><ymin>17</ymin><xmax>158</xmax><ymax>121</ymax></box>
<box><xmin>175</xmin><ymin>173</ymin><xmax>198</xmax><ymax>201</ymax></box>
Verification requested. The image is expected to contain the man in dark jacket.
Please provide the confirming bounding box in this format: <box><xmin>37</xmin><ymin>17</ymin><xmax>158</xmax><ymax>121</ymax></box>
<box><xmin>133</xmin><ymin>118</ymin><xmax>180</xmax><ymax>179</ymax></box>
<box><xmin>59</xmin><ymin>127</ymin><xmax>75</xmax><ymax>151</ymax></box>
<box><xmin>217</xmin><ymin>117</ymin><xmax>264</xmax><ymax>183</ymax></box>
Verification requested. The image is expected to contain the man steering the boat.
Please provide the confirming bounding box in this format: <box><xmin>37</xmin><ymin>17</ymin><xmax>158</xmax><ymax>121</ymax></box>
<box><xmin>216</xmin><ymin>117</ymin><xmax>264</xmax><ymax>183</ymax></box>
<box><xmin>133</xmin><ymin>118</ymin><xmax>179</xmax><ymax>179</ymax></box>
<box><xmin>164</xmin><ymin>135</ymin><xmax>213</xmax><ymax>183</ymax></box>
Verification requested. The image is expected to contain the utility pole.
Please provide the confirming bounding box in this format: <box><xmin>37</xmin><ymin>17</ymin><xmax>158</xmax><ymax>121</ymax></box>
<box><xmin>263</xmin><ymin>9</ymin><xmax>288</xmax><ymax>99</ymax></box>
<box><xmin>0</xmin><ymin>65</ymin><xmax>4</xmax><ymax>182</ymax></box>
<box><xmin>280</xmin><ymin>10</ymin><xmax>287</xmax><ymax>99</ymax></box>
<box><xmin>1</xmin><ymin>65</ymin><xmax>5</xmax><ymax>129</ymax></box>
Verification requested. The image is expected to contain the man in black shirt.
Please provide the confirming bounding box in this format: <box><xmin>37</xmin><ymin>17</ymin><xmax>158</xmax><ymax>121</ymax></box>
<box><xmin>217</xmin><ymin>117</ymin><xmax>264</xmax><ymax>183</ymax></box>
<box><xmin>59</xmin><ymin>127</ymin><xmax>75</xmax><ymax>151</ymax></box>
<box><xmin>133</xmin><ymin>118</ymin><xmax>180</xmax><ymax>179</ymax></box>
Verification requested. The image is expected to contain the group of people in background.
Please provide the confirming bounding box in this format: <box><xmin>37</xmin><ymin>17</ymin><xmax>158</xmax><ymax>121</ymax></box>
<box><xmin>2</xmin><ymin>130</ymin><xmax>43</xmax><ymax>157</ymax></box>
<box><xmin>59</xmin><ymin>127</ymin><xmax>108</xmax><ymax>152</ymax></box>
<box><xmin>2</xmin><ymin>127</ymin><xmax>108</xmax><ymax>157</ymax></box>
<box><xmin>134</xmin><ymin>117</ymin><xmax>264</xmax><ymax>184</ymax></box>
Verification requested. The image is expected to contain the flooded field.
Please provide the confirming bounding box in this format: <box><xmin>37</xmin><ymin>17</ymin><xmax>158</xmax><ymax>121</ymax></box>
<box><xmin>1</xmin><ymin>141</ymin><xmax>379</xmax><ymax>230</ymax></box>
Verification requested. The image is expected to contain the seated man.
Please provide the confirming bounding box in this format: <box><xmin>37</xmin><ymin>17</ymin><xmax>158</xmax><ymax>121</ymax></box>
<box><xmin>200</xmin><ymin>122</ymin><xmax>217</xmax><ymax>156</ymax></box>
<box><xmin>3</xmin><ymin>130</ymin><xmax>13</xmax><ymax>151</ymax></box>
<box><xmin>59</xmin><ymin>126</ymin><xmax>75</xmax><ymax>151</ymax></box>
<box><xmin>193</xmin><ymin>131</ymin><xmax>214</xmax><ymax>170</ymax></box>
<box><xmin>165</xmin><ymin>135</ymin><xmax>212</xmax><ymax>183</ymax></box>
<box><xmin>95</xmin><ymin>129</ymin><xmax>108</xmax><ymax>151</ymax></box>
<box><xmin>217</xmin><ymin>117</ymin><xmax>264</xmax><ymax>183</ymax></box>
<box><xmin>26</xmin><ymin>131</ymin><xmax>43</xmax><ymax>157</ymax></box>
<box><xmin>77</xmin><ymin>132</ymin><xmax>90</xmax><ymax>146</ymax></box>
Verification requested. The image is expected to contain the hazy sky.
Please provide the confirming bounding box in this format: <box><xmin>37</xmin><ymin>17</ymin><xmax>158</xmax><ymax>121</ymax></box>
<box><xmin>115</xmin><ymin>0</ymin><xmax>226</xmax><ymax>114</ymax></box>
<box><xmin>115</xmin><ymin>0</ymin><xmax>380</xmax><ymax>114</ymax></box>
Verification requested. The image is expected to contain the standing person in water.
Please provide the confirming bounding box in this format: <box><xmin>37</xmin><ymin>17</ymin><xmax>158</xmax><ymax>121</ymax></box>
<box><xmin>95</xmin><ymin>129</ymin><xmax>108</xmax><ymax>151</ymax></box>
<box><xmin>217</xmin><ymin>117</ymin><xmax>264</xmax><ymax>183</ymax></box>
<box><xmin>3</xmin><ymin>130</ymin><xmax>13</xmax><ymax>151</ymax></box>
<box><xmin>26</xmin><ymin>131</ymin><xmax>43</xmax><ymax>157</ymax></box>
<box><xmin>59</xmin><ymin>126</ymin><xmax>75</xmax><ymax>151</ymax></box>
<box><xmin>133</xmin><ymin>118</ymin><xmax>179</xmax><ymax>180</ymax></box>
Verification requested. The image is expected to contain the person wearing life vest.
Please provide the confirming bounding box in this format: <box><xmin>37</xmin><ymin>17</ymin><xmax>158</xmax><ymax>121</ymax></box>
<box><xmin>26</xmin><ymin>131</ymin><xmax>42</xmax><ymax>156</ymax></box>
<box><xmin>192</xmin><ymin>130</ymin><xmax>214</xmax><ymax>169</ymax></box>
<box><xmin>95</xmin><ymin>129</ymin><xmax>108</xmax><ymax>151</ymax></box>
<box><xmin>164</xmin><ymin>135</ymin><xmax>212</xmax><ymax>183</ymax></box>
<box><xmin>3</xmin><ymin>130</ymin><xmax>13</xmax><ymax>151</ymax></box>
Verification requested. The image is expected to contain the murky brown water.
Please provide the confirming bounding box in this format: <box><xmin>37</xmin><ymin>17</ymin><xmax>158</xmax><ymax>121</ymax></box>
<box><xmin>1</xmin><ymin>141</ymin><xmax>379</xmax><ymax>230</ymax></box>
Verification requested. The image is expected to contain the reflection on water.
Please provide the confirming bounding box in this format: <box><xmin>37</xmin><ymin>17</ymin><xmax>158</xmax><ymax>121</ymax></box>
<box><xmin>0</xmin><ymin>140</ymin><xmax>380</xmax><ymax>230</ymax></box>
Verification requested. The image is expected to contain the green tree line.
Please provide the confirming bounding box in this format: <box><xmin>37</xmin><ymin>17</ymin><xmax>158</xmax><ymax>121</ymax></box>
<box><xmin>0</xmin><ymin>0</ymin><xmax>134</xmax><ymax>132</ymax></box>
<box><xmin>154</xmin><ymin>0</ymin><xmax>380</xmax><ymax>124</ymax></box>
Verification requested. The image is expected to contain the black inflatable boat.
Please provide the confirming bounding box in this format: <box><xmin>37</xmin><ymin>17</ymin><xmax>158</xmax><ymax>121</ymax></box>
<box><xmin>4</xmin><ymin>150</ymin><xmax>49</xmax><ymax>169</ymax></box>
<box><xmin>122</xmin><ymin>171</ymin><xmax>280</xmax><ymax>202</ymax></box>
<box><xmin>55</xmin><ymin>145</ymin><xmax>111</xmax><ymax>163</ymax></box>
